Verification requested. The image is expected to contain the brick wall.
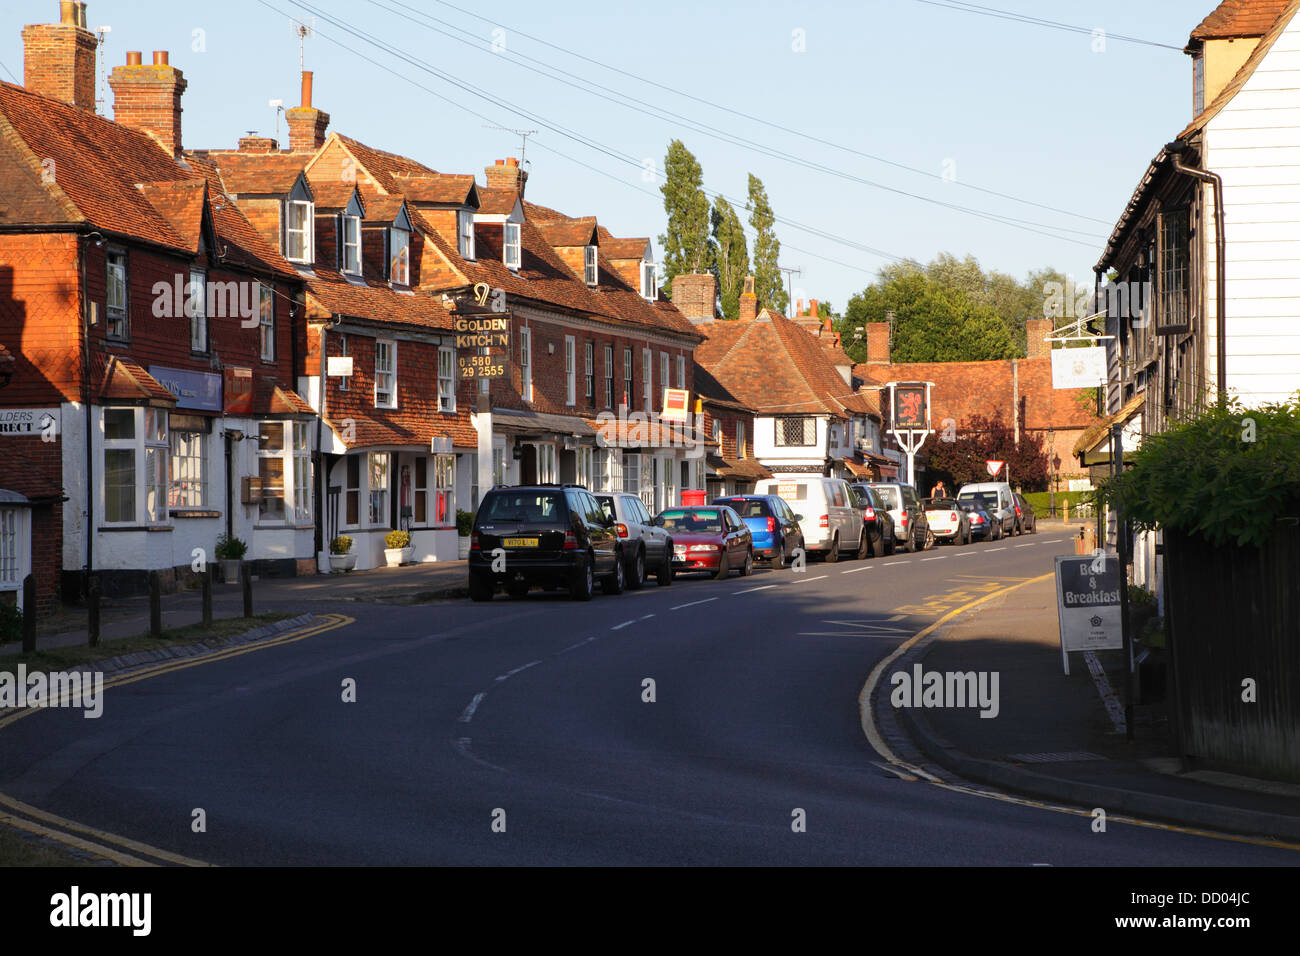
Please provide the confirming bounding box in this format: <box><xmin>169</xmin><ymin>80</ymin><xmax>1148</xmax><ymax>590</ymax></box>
<box><xmin>671</xmin><ymin>273</ymin><xmax>716</xmax><ymax>322</ymax></box>
<box><xmin>22</xmin><ymin>18</ymin><xmax>97</xmax><ymax>110</ymax></box>
<box><xmin>0</xmin><ymin>233</ymin><xmax>83</xmax><ymax>405</ymax></box>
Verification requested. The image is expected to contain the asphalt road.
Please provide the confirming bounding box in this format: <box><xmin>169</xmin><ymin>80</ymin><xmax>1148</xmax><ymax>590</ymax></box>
<box><xmin>2</xmin><ymin>530</ymin><xmax>1295</xmax><ymax>865</ymax></box>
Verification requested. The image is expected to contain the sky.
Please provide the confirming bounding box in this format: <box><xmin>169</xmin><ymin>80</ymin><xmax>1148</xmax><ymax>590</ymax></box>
<box><xmin>0</xmin><ymin>0</ymin><xmax>1216</xmax><ymax>312</ymax></box>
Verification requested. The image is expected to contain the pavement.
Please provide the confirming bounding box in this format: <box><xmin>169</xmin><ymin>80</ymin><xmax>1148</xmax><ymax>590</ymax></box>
<box><xmin>2</xmin><ymin>560</ymin><xmax>469</xmax><ymax>655</ymax></box>
<box><xmin>879</xmin><ymin>564</ymin><xmax>1300</xmax><ymax>842</ymax></box>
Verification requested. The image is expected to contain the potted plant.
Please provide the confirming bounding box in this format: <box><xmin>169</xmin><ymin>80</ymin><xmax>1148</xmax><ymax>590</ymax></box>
<box><xmin>329</xmin><ymin>535</ymin><xmax>356</xmax><ymax>573</ymax></box>
<box><xmin>456</xmin><ymin>509</ymin><xmax>475</xmax><ymax>560</ymax></box>
<box><xmin>215</xmin><ymin>533</ymin><xmax>248</xmax><ymax>584</ymax></box>
<box><xmin>383</xmin><ymin>529</ymin><xmax>412</xmax><ymax>567</ymax></box>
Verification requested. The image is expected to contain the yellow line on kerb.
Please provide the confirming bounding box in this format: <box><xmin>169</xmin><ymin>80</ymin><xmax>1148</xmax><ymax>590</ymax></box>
<box><xmin>857</xmin><ymin>575</ymin><xmax>1300</xmax><ymax>853</ymax></box>
<box><xmin>0</xmin><ymin>613</ymin><xmax>354</xmax><ymax>865</ymax></box>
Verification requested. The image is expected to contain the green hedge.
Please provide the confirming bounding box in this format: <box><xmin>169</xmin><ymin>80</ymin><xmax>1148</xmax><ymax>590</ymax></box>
<box><xmin>1021</xmin><ymin>490</ymin><xmax>1096</xmax><ymax>517</ymax></box>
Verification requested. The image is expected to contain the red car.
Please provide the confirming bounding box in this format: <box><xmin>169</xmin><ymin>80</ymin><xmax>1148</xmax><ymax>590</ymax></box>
<box><xmin>653</xmin><ymin>505</ymin><xmax>754</xmax><ymax>579</ymax></box>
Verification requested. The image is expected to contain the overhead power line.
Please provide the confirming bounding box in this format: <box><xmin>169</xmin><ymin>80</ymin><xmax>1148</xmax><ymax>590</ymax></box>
<box><xmin>910</xmin><ymin>0</ymin><xmax>1185</xmax><ymax>52</ymax></box>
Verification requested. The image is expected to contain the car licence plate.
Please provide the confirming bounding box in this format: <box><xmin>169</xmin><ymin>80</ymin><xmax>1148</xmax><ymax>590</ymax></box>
<box><xmin>503</xmin><ymin>537</ymin><xmax>538</xmax><ymax>548</ymax></box>
<box><xmin>673</xmin><ymin>545</ymin><xmax>686</xmax><ymax>557</ymax></box>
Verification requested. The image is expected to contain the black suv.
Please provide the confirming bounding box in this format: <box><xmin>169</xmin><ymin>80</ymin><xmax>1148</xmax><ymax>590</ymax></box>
<box><xmin>468</xmin><ymin>485</ymin><xmax>624</xmax><ymax>602</ymax></box>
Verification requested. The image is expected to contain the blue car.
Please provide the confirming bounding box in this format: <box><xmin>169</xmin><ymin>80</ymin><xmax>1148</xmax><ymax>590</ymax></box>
<box><xmin>712</xmin><ymin>495</ymin><xmax>805</xmax><ymax>568</ymax></box>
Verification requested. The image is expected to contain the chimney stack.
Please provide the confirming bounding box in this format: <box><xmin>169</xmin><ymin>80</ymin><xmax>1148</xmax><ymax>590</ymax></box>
<box><xmin>1025</xmin><ymin>318</ymin><xmax>1053</xmax><ymax>359</ymax></box>
<box><xmin>738</xmin><ymin>275</ymin><xmax>758</xmax><ymax>322</ymax></box>
<box><xmin>108</xmin><ymin>49</ymin><xmax>188</xmax><ymax>156</ymax></box>
<box><xmin>484</xmin><ymin>157</ymin><xmax>528</xmax><ymax>197</ymax></box>
<box><xmin>22</xmin><ymin>1</ymin><xmax>97</xmax><ymax>110</ymax></box>
<box><xmin>238</xmin><ymin>134</ymin><xmax>279</xmax><ymax>153</ymax></box>
<box><xmin>285</xmin><ymin>71</ymin><xmax>330</xmax><ymax>152</ymax></box>
<box><xmin>866</xmin><ymin>319</ymin><xmax>892</xmax><ymax>364</ymax></box>
<box><xmin>670</xmin><ymin>273</ymin><xmax>717</xmax><ymax>323</ymax></box>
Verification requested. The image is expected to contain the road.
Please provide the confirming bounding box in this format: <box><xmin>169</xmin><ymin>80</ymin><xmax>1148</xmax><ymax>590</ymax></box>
<box><xmin>1</xmin><ymin>531</ymin><xmax>1294</xmax><ymax>865</ymax></box>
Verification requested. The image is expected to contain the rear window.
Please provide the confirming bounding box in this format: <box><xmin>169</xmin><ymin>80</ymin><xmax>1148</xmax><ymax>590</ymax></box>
<box><xmin>480</xmin><ymin>491</ymin><xmax>567</xmax><ymax>524</ymax></box>
<box><xmin>960</xmin><ymin>492</ymin><xmax>1000</xmax><ymax>510</ymax></box>
<box><xmin>768</xmin><ymin>482</ymin><xmax>809</xmax><ymax>501</ymax></box>
<box><xmin>872</xmin><ymin>486</ymin><xmax>901</xmax><ymax>510</ymax></box>
<box><xmin>719</xmin><ymin>498</ymin><xmax>770</xmax><ymax>519</ymax></box>
<box><xmin>655</xmin><ymin>509</ymin><xmax>723</xmax><ymax>533</ymax></box>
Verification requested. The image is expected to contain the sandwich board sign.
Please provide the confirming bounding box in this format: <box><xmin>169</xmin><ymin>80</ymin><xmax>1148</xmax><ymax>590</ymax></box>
<box><xmin>1054</xmin><ymin>552</ymin><xmax>1123</xmax><ymax>674</ymax></box>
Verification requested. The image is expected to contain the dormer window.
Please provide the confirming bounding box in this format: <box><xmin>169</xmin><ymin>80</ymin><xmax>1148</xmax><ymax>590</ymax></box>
<box><xmin>504</xmin><ymin>222</ymin><xmax>521</xmax><ymax>271</ymax></box>
<box><xmin>641</xmin><ymin>261</ymin><xmax>656</xmax><ymax>301</ymax></box>
<box><xmin>458</xmin><ymin>209</ymin><xmax>475</xmax><ymax>260</ymax></box>
<box><xmin>342</xmin><ymin>214</ymin><xmax>362</xmax><ymax>276</ymax></box>
<box><xmin>584</xmin><ymin>245</ymin><xmax>597</xmax><ymax>286</ymax></box>
<box><xmin>286</xmin><ymin>199</ymin><xmax>313</xmax><ymax>263</ymax></box>
<box><xmin>390</xmin><ymin>227</ymin><xmax>410</xmax><ymax>286</ymax></box>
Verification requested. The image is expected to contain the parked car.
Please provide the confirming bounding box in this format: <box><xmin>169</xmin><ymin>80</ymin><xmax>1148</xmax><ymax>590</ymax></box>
<box><xmin>754</xmin><ymin>476</ymin><xmax>861</xmax><ymax>562</ymax></box>
<box><xmin>957</xmin><ymin>482</ymin><xmax>1018</xmax><ymax>537</ymax></box>
<box><xmin>654</xmin><ymin>505</ymin><xmax>754</xmax><ymax>579</ymax></box>
<box><xmin>1013</xmin><ymin>493</ymin><xmax>1037</xmax><ymax>534</ymax></box>
<box><xmin>957</xmin><ymin>498</ymin><xmax>1001</xmax><ymax>540</ymax></box>
<box><xmin>594</xmin><ymin>492</ymin><xmax>674</xmax><ymax>587</ymax></box>
<box><xmin>712</xmin><ymin>494</ymin><xmax>804</xmax><ymax>568</ymax></box>
<box><xmin>864</xmin><ymin>482</ymin><xmax>929</xmax><ymax>552</ymax></box>
<box><xmin>468</xmin><ymin>485</ymin><xmax>624</xmax><ymax>602</ymax></box>
<box><xmin>848</xmin><ymin>483</ymin><xmax>893</xmax><ymax>557</ymax></box>
<box><xmin>923</xmin><ymin>497</ymin><xmax>971</xmax><ymax>545</ymax></box>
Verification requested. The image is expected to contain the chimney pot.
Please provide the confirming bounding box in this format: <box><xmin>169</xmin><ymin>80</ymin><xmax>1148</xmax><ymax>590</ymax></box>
<box><xmin>810</xmin><ymin>298</ymin><xmax>819</xmax><ymax>319</ymax></box>
<box><xmin>152</xmin><ymin>50</ymin><xmax>168</xmax><ymax>66</ymax></box>
<box><xmin>59</xmin><ymin>1</ymin><xmax>76</xmax><ymax>25</ymax></box>
<box><xmin>126</xmin><ymin>50</ymin><xmax>141</xmax><ymax>65</ymax></box>
<box><xmin>301</xmin><ymin>70</ymin><xmax>313</xmax><ymax>109</ymax></box>
<box><xmin>495</xmin><ymin>159</ymin><xmax>505</xmax><ymax>166</ymax></box>
<box><xmin>506</xmin><ymin>157</ymin><xmax>519</xmax><ymax>168</ymax></box>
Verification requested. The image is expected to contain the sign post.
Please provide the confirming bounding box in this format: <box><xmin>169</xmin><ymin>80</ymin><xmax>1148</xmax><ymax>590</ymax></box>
<box><xmin>886</xmin><ymin>381</ymin><xmax>934</xmax><ymax>488</ymax></box>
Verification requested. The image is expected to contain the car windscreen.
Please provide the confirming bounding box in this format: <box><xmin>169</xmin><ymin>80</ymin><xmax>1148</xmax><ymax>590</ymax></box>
<box><xmin>872</xmin><ymin>486</ymin><xmax>901</xmax><ymax>510</ymax></box>
<box><xmin>481</xmin><ymin>491</ymin><xmax>567</xmax><ymax>524</ymax></box>
<box><xmin>655</xmin><ymin>509</ymin><xmax>723</xmax><ymax>533</ymax></box>
<box><xmin>960</xmin><ymin>492</ymin><xmax>1000</xmax><ymax>510</ymax></box>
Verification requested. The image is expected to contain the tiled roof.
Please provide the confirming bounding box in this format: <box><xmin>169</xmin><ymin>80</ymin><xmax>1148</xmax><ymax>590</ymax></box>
<box><xmin>535</xmin><ymin>217</ymin><xmax>599</xmax><ymax>247</ymax></box>
<box><xmin>329</xmin><ymin>133</ymin><xmax>440</xmax><ymax>192</ymax></box>
<box><xmin>712</xmin><ymin>456</ymin><xmax>773</xmax><ymax>480</ymax></box>
<box><xmin>692</xmin><ymin>362</ymin><xmax>751</xmax><ymax>411</ymax></box>
<box><xmin>388</xmin><ymin>172</ymin><xmax>477</xmax><ymax>205</ymax></box>
<box><xmin>325</xmin><ymin>409</ymin><xmax>477</xmax><ymax>449</ymax></box>
<box><xmin>96</xmin><ymin>356</ymin><xmax>178</xmax><ymax>405</ymax></box>
<box><xmin>253</xmin><ymin>377</ymin><xmax>316</xmax><ymax>416</ymax></box>
<box><xmin>305</xmin><ymin>268</ymin><xmax>455</xmax><ymax>330</ymax></box>
<box><xmin>312</xmin><ymin>181</ymin><xmax>361</xmax><ymax>211</ymax></box>
<box><xmin>136</xmin><ymin>180</ymin><xmax>207</xmax><ymax>253</ymax></box>
<box><xmin>1190</xmin><ymin>0</ymin><xmax>1291</xmax><ymax>40</ymax></box>
<box><xmin>601</xmin><ymin>236</ymin><xmax>649</xmax><ymax>259</ymax></box>
<box><xmin>696</xmin><ymin>311</ymin><xmax>876</xmax><ymax>419</ymax></box>
<box><xmin>1074</xmin><ymin>392</ymin><xmax>1145</xmax><ymax>458</ymax></box>
<box><xmin>360</xmin><ymin>193</ymin><xmax>406</xmax><ymax>224</ymax></box>
<box><xmin>476</xmin><ymin>186</ymin><xmax>518</xmax><ymax>216</ymax></box>
<box><xmin>200</xmin><ymin>151</ymin><xmax>311</xmax><ymax>194</ymax></box>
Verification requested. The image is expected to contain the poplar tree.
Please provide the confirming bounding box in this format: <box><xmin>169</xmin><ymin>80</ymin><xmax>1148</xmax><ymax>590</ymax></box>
<box><xmin>658</xmin><ymin>140</ymin><xmax>714</xmax><ymax>296</ymax></box>
<box><xmin>747</xmin><ymin>174</ymin><xmax>787</xmax><ymax>315</ymax></box>
<box><xmin>711</xmin><ymin>196</ymin><xmax>749</xmax><ymax>320</ymax></box>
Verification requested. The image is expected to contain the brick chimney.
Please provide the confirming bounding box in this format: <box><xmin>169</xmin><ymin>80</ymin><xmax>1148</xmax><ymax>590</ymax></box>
<box><xmin>866</xmin><ymin>319</ymin><xmax>891</xmax><ymax>364</ymax></box>
<box><xmin>285</xmin><ymin>71</ymin><xmax>329</xmax><ymax>152</ymax></box>
<box><xmin>738</xmin><ymin>275</ymin><xmax>758</xmax><ymax>322</ymax></box>
<box><xmin>238</xmin><ymin>134</ymin><xmax>279</xmax><ymax>153</ymax></box>
<box><xmin>108</xmin><ymin>50</ymin><xmax>187</xmax><ymax>156</ymax></box>
<box><xmin>671</xmin><ymin>273</ymin><xmax>717</xmax><ymax>323</ymax></box>
<box><xmin>1025</xmin><ymin>318</ymin><xmax>1053</xmax><ymax>359</ymax></box>
<box><xmin>22</xmin><ymin>1</ymin><xmax>97</xmax><ymax>110</ymax></box>
<box><xmin>484</xmin><ymin>157</ymin><xmax>528</xmax><ymax>197</ymax></box>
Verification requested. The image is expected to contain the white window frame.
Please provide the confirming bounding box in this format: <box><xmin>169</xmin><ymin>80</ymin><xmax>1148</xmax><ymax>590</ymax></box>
<box><xmin>641</xmin><ymin>261</ymin><xmax>656</xmax><ymax>301</ymax></box>
<box><xmin>0</xmin><ymin>507</ymin><xmax>28</xmax><ymax>596</ymax></box>
<box><xmin>187</xmin><ymin>269</ymin><xmax>207</xmax><ymax>353</ymax></box>
<box><xmin>438</xmin><ymin>346</ymin><xmax>456</xmax><ymax>412</ymax></box>
<box><xmin>676</xmin><ymin>354</ymin><xmax>685</xmax><ymax>390</ymax></box>
<box><xmin>604</xmin><ymin>344</ymin><xmax>614</xmax><ymax>408</ymax></box>
<box><xmin>459</xmin><ymin>208</ymin><xmax>476</xmax><ymax>260</ymax></box>
<box><xmin>536</xmin><ymin>443</ymin><xmax>558</xmax><ymax>484</ymax></box>
<box><xmin>520</xmin><ymin>326</ymin><xmax>532</xmax><ymax>402</ymax></box>
<box><xmin>642</xmin><ymin>347</ymin><xmax>652</xmax><ymax>413</ymax></box>
<box><xmin>576</xmin><ymin>446</ymin><xmax>593</xmax><ymax>489</ymax></box>
<box><xmin>293</xmin><ymin>422</ymin><xmax>312</xmax><ymax>524</ymax></box>
<box><xmin>375</xmin><ymin>338</ymin><xmax>397</xmax><ymax>409</ymax></box>
<box><xmin>584</xmin><ymin>245</ymin><xmax>598</xmax><ymax>286</ymax></box>
<box><xmin>390</xmin><ymin>227</ymin><xmax>410</xmax><ymax>285</ymax></box>
<box><xmin>342</xmin><ymin>214</ymin><xmax>362</xmax><ymax>276</ymax></box>
<box><xmin>286</xmin><ymin>199</ymin><xmax>314</xmax><ymax>263</ymax></box>
<box><xmin>737</xmin><ymin>422</ymin><xmax>747</xmax><ymax>459</ymax></box>
<box><xmin>433</xmin><ymin>454</ymin><xmax>455</xmax><ymax>526</ymax></box>
<box><xmin>565</xmin><ymin>335</ymin><xmax>576</xmax><ymax>406</ymax></box>
<box><xmin>168</xmin><ymin>418</ymin><xmax>207</xmax><ymax>511</ymax></box>
<box><xmin>660</xmin><ymin>352</ymin><xmax>669</xmax><ymax>404</ymax></box>
<box><xmin>259</xmin><ymin>283</ymin><xmax>275</xmax><ymax>361</ymax></box>
<box><xmin>504</xmin><ymin>222</ymin><xmax>521</xmax><ymax>270</ymax></box>
<box><xmin>257</xmin><ymin>421</ymin><xmax>289</xmax><ymax>524</ymax></box>
<box><xmin>368</xmin><ymin>452</ymin><xmax>391</xmax><ymax>527</ymax></box>
<box><xmin>106</xmin><ymin>249</ymin><xmax>128</xmax><ymax>340</ymax></box>
<box><xmin>584</xmin><ymin>341</ymin><xmax>594</xmax><ymax>404</ymax></box>
<box><xmin>623</xmin><ymin>348</ymin><xmax>633</xmax><ymax>406</ymax></box>
<box><xmin>101</xmin><ymin>407</ymin><xmax>169</xmax><ymax>527</ymax></box>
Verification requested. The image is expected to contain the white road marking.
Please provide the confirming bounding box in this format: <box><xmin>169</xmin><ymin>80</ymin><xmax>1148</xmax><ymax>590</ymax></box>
<box><xmin>735</xmin><ymin>585</ymin><xmax>778</xmax><ymax>594</ymax></box>
<box><xmin>458</xmin><ymin>692</ymin><xmax>485</xmax><ymax>723</ymax></box>
<box><xmin>671</xmin><ymin>598</ymin><xmax>717</xmax><ymax>610</ymax></box>
<box><xmin>987</xmin><ymin>547</ymin><xmax>1007</xmax><ymax>552</ymax></box>
<box><xmin>882</xmin><ymin>561</ymin><xmax>906</xmax><ymax>566</ymax></box>
<box><xmin>639</xmin><ymin>614</ymin><xmax>656</xmax><ymax>620</ymax></box>
<box><xmin>1014</xmin><ymin>544</ymin><xmax>1035</xmax><ymax>549</ymax></box>
<box><xmin>952</xmin><ymin>551</ymin><xmax>974</xmax><ymax>556</ymax></box>
<box><xmin>840</xmin><ymin>566</ymin><xmax>873</xmax><ymax>574</ymax></box>
<box><xmin>791</xmin><ymin>575</ymin><xmax>828</xmax><ymax>584</ymax></box>
<box><xmin>921</xmin><ymin>556</ymin><xmax>946</xmax><ymax>562</ymax></box>
<box><xmin>495</xmin><ymin>659</ymin><xmax>542</xmax><ymax>682</ymax></box>
<box><xmin>557</xmin><ymin>635</ymin><xmax>598</xmax><ymax>655</ymax></box>
<box><xmin>887</xmin><ymin>614</ymin><xmax>906</xmax><ymax>621</ymax></box>
<box><xmin>611</xmin><ymin>620</ymin><xmax>636</xmax><ymax>631</ymax></box>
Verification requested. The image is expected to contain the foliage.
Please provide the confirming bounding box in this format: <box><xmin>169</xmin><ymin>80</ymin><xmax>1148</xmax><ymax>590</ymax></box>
<box><xmin>711</xmin><ymin>195</ymin><xmax>749</xmax><ymax>320</ymax></box>
<box><xmin>1099</xmin><ymin>398</ymin><xmax>1300</xmax><ymax>548</ymax></box>
<box><xmin>456</xmin><ymin>509</ymin><xmax>475</xmax><ymax>537</ymax></box>
<box><xmin>658</xmin><ymin>140</ymin><xmax>714</xmax><ymax>296</ymax></box>
<box><xmin>329</xmin><ymin>535</ymin><xmax>353</xmax><ymax>555</ymax></box>
<box><xmin>746</xmin><ymin>173</ymin><xmax>787</xmax><ymax>315</ymax></box>
<box><xmin>384</xmin><ymin>530</ymin><xmax>411</xmax><ymax>550</ymax></box>
<box><xmin>925</xmin><ymin>410</ymin><xmax>1050</xmax><ymax>492</ymax></box>
<box><xmin>0</xmin><ymin>600</ymin><xmax>21</xmax><ymax>643</ymax></box>
<box><xmin>214</xmin><ymin>534</ymin><xmax>247</xmax><ymax>561</ymax></box>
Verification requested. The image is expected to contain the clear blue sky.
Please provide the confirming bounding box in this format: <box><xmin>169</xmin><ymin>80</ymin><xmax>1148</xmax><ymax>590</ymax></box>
<box><xmin>1</xmin><ymin>0</ymin><xmax>1212</xmax><ymax>311</ymax></box>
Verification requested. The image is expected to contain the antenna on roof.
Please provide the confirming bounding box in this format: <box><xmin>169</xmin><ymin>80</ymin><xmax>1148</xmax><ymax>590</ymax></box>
<box><xmin>290</xmin><ymin>16</ymin><xmax>315</xmax><ymax>71</ymax></box>
<box><xmin>94</xmin><ymin>25</ymin><xmax>111</xmax><ymax>117</ymax></box>
<box><xmin>483</xmin><ymin>126</ymin><xmax>538</xmax><ymax>166</ymax></box>
<box><xmin>778</xmin><ymin>265</ymin><xmax>801</xmax><ymax>319</ymax></box>
<box><xmin>268</xmin><ymin>99</ymin><xmax>284</xmax><ymax>141</ymax></box>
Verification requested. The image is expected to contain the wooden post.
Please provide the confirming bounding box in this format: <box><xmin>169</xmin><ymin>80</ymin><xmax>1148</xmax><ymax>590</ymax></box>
<box><xmin>202</xmin><ymin>564</ymin><xmax>213</xmax><ymax>628</ymax></box>
<box><xmin>21</xmin><ymin>574</ymin><xmax>36</xmax><ymax>653</ymax></box>
<box><xmin>88</xmin><ymin>575</ymin><xmax>100</xmax><ymax>648</ymax></box>
<box><xmin>149</xmin><ymin>570</ymin><xmax>162</xmax><ymax>638</ymax></box>
<box><xmin>241</xmin><ymin>561</ymin><xmax>253</xmax><ymax>618</ymax></box>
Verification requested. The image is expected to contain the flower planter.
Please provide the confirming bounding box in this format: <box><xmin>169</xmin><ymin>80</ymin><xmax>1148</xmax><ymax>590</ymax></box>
<box><xmin>219</xmin><ymin>559</ymin><xmax>241</xmax><ymax>584</ymax></box>
<box><xmin>329</xmin><ymin>553</ymin><xmax>357</xmax><ymax>573</ymax></box>
<box><xmin>458</xmin><ymin>536</ymin><xmax>471</xmax><ymax>560</ymax></box>
<box><xmin>384</xmin><ymin>547</ymin><xmax>411</xmax><ymax>568</ymax></box>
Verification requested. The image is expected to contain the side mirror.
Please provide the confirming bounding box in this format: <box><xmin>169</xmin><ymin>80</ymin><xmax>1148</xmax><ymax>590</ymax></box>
<box><xmin>794</xmin><ymin>514</ymin><xmax>804</xmax><ymax>522</ymax></box>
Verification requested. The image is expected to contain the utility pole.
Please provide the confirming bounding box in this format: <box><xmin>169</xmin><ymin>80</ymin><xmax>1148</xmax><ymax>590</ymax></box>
<box><xmin>779</xmin><ymin>265</ymin><xmax>801</xmax><ymax>318</ymax></box>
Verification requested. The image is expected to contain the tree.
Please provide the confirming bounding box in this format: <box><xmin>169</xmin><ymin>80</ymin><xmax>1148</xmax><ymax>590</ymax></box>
<box><xmin>711</xmin><ymin>196</ymin><xmax>749</xmax><ymax>320</ymax></box>
<box><xmin>925</xmin><ymin>410</ymin><xmax>1049</xmax><ymax>492</ymax></box>
<box><xmin>746</xmin><ymin>174</ymin><xmax>787</xmax><ymax>315</ymax></box>
<box><xmin>658</xmin><ymin>140</ymin><xmax>714</xmax><ymax>296</ymax></box>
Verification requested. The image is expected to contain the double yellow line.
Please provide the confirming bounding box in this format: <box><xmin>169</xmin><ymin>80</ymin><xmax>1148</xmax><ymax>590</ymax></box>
<box><xmin>858</xmin><ymin>576</ymin><xmax>1300</xmax><ymax>853</ymax></box>
<box><xmin>0</xmin><ymin>613</ymin><xmax>354</xmax><ymax>865</ymax></box>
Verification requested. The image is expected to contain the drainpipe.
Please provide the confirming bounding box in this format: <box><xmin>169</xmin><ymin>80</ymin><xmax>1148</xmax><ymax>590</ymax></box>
<box><xmin>1166</xmin><ymin>139</ymin><xmax>1227</xmax><ymax>404</ymax></box>
<box><xmin>79</xmin><ymin>233</ymin><xmax>97</xmax><ymax>596</ymax></box>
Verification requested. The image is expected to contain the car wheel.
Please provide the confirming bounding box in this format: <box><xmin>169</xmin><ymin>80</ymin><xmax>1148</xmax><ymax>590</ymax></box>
<box><xmin>904</xmin><ymin>528</ymin><xmax>917</xmax><ymax>552</ymax></box>
<box><xmin>739</xmin><ymin>549</ymin><xmax>753</xmax><ymax>576</ymax></box>
<box><xmin>656</xmin><ymin>553</ymin><xmax>674</xmax><ymax>586</ymax></box>
<box><xmin>871</xmin><ymin>531</ymin><xmax>885</xmax><ymax>558</ymax></box>
<box><xmin>469</xmin><ymin>571</ymin><xmax>494</xmax><ymax>602</ymax></box>
<box><xmin>713</xmin><ymin>549</ymin><xmax>730</xmax><ymax>580</ymax></box>
<box><xmin>1029</xmin><ymin>519</ymin><xmax>1036</xmax><ymax>534</ymax></box>
<box><xmin>924</xmin><ymin>528</ymin><xmax>935</xmax><ymax>550</ymax></box>
<box><xmin>884</xmin><ymin>535</ymin><xmax>896</xmax><ymax>555</ymax></box>
<box><xmin>626</xmin><ymin>547</ymin><xmax>646</xmax><ymax>590</ymax></box>
<box><xmin>775</xmin><ymin>539</ymin><xmax>787</xmax><ymax>569</ymax></box>
<box><xmin>826</xmin><ymin>534</ymin><xmax>840</xmax><ymax>563</ymax></box>
<box><xmin>856</xmin><ymin>531</ymin><xmax>869</xmax><ymax>560</ymax></box>
<box><xmin>602</xmin><ymin>552</ymin><xmax>626</xmax><ymax>595</ymax></box>
<box><xmin>570</xmin><ymin>555</ymin><xmax>594</xmax><ymax>601</ymax></box>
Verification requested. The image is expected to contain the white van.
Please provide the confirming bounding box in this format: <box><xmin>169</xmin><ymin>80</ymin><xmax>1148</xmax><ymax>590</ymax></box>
<box><xmin>755</xmin><ymin>476</ymin><xmax>862</xmax><ymax>562</ymax></box>
<box><xmin>957</xmin><ymin>482</ymin><xmax>1019</xmax><ymax>536</ymax></box>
